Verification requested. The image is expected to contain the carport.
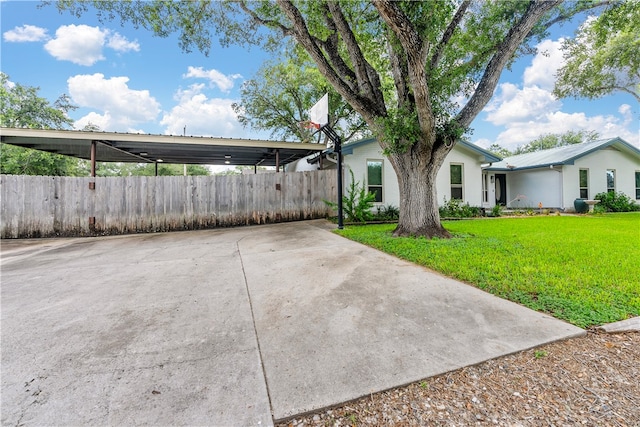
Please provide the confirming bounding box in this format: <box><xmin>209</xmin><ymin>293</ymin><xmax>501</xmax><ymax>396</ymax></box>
<box><xmin>0</xmin><ymin>127</ymin><xmax>325</xmax><ymax>173</ymax></box>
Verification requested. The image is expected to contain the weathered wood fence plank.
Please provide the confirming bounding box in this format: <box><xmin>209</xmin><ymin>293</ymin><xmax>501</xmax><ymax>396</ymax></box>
<box><xmin>1</xmin><ymin>170</ymin><xmax>336</xmax><ymax>238</ymax></box>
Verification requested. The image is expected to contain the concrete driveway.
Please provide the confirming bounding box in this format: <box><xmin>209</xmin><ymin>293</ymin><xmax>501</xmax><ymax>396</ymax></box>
<box><xmin>1</xmin><ymin>220</ymin><xmax>584</xmax><ymax>426</ymax></box>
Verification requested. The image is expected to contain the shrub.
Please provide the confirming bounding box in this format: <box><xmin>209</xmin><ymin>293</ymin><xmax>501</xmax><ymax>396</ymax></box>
<box><xmin>325</xmin><ymin>169</ymin><xmax>376</xmax><ymax>222</ymax></box>
<box><xmin>373</xmin><ymin>204</ymin><xmax>400</xmax><ymax>221</ymax></box>
<box><xmin>439</xmin><ymin>197</ymin><xmax>483</xmax><ymax>218</ymax></box>
<box><xmin>594</xmin><ymin>191</ymin><xmax>640</xmax><ymax>212</ymax></box>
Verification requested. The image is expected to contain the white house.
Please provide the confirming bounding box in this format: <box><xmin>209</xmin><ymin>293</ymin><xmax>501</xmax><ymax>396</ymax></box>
<box><xmin>483</xmin><ymin>137</ymin><xmax>640</xmax><ymax>210</ymax></box>
<box><xmin>288</xmin><ymin>137</ymin><xmax>501</xmax><ymax>209</ymax></box>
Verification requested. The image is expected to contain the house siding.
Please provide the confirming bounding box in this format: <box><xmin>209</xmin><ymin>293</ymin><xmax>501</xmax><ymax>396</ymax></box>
<box><xmin>504</xmin><ymin>168</ymin><xmax>563</xmax><ymax>208</ymax></box>
<box><xmin>437</xmin><ymin>147</ymin><xmax>485</xmax><ymax>207</ymax></box>
<box><xmin>343</xmin><ymin>142</ymin><xmax>397</xmax><ymax>207</ymax></box>
<box><xmin>562</xmin><ymin>147</ymin><xmax>640</xmax><ymax>208</ymax></box>
<box><xmin>343</xmin><ymin>142</ymin><xmax>487</xmax><ymax>209</ymax></box>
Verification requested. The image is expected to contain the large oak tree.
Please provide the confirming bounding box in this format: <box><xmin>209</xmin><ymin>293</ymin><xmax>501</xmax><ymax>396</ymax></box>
<box><xmin>56</xmin><ymin>0</ymin><xmax>611</xmax><ymax>237</ymax></box>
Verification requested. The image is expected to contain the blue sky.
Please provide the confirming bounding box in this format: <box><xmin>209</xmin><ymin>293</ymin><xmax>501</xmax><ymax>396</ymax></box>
<box><xmin>2</xmin><ymin>1</ymin><xmax>638</xmax><ymax>151</ymax></box>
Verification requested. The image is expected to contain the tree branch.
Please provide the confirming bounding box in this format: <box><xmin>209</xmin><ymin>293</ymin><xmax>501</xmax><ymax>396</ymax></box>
<box><xmin>373</xmin><ymin>0</ymin><xmax>428</xmax><ymax>65</ymax></box>
<box><xmin>456</xmin><ymin>0</ymin><xmax>562</xmax><ymax>128</ymax></box>
<box><xmin>430</xmin><ymin>0</ymin><xmax>471</xmax><ymax>70</ymax></box>
<box><xmin>238</xmin><ymin>0</ymin><xmax>293</xmax><ymax>37</ymax></box>
<box><xmin>326</xmin><ymin>2</ymin><xmax>383</xmax><ymax>108</ymax></box>
<box><xmin>538</xmin><ymin>0</ymin><xmax>611</xmax><ymax>32</ymax></box>
<box><xmin>317</xmin><ymin>5</ymin><xmax>358</xmax><ymax>91</ymax></box>
<box><xmin>375</xmin><ymin>0</ymin><xmax>434</xmax><ymax>141</ymax></box>
<box><xmin>387</xmin><ymin>38</ymin><xmax>411</xmax><ymax>108</ymax></box>
<box><xmin>276</xmin><ymin>0</ymin><xmax>384</xmax><ymax>123</ymax></box>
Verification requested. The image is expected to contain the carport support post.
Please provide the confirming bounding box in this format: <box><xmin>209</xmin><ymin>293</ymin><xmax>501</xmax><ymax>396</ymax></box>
<box><xmin>88</xmin><ymin>140</ymin><xmax>97</xmax><ymax>231</ymax></box>
<box><xmin>90</xmin><ymin>140</ymin><xmax>96</xmax><ymax>178</ymax></box>
<box><xmin>276</xmin><ymin>149</ymin><xmax>280</xmax><ymax>173</ymax></box>
<box><xmin>88</xmin><ymin>140</ymin><xmax>96</xmax><ymax>191</ymax></box>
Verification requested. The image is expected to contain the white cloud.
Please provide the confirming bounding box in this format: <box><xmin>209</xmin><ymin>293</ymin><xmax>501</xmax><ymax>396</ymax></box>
<box><xmin>183</xmin><ymin>66</ymin><xmax>243</xmax><ymax>92</ymax></box>
<box><xmin>488</xmin><ymin>109</ymin><xmax>637</xmax><ymax>150</ymax></box>
<box><xmin>44</xmin><ymin>24</ymin><xmax>106</xmax><ymax>66</ymax></box>
<box><xmin>68</xmin><ymin>73</ymin><xmax>160</xmax><ymax>131</ymax></box>
<box><xmin>106</xmin><ymin>32</ymin><xmax>140</xmax><ymax>52</ymax></box>
<box><xmin>73</xmin><ymin>111</ymin><xmax>112</xmax><ymax>131</ymax></box>
<box><xmin>160</xmin><ymin>84</ymin><xmax>244</xmax><ymax>137</ymax></box>
<box><xmin>476</xmin><ymin>37</ymin><xmax>638</xmax><ymax>151</ymax></box>
<box><xmin>3</xmin><ymin>24</ymin><xmax>48</xmax><ymax>42</ymax></box>
<box><xmin>523</xmin><ymin>39</ymin><xmax>565</xmax><ymax>91</ymax></box>
<box><xmin>43</xmin><ymin>25</ymin><xmax>140</xmax><ymax>66</ymax></box>
<box><xmin>485</xmin><ymin>83</ymin><xmax>561</xmax><ymax>126</ymax></box>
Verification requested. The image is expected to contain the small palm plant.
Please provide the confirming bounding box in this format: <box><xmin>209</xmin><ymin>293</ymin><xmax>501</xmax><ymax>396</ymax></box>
<box><xmin>325</xmin><ymin>169</ymin><xmax>376</xmax><ymax>222</ymax></box>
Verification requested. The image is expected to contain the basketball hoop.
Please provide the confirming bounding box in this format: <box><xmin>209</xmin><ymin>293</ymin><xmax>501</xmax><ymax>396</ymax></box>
<box><xmin>308</xmin><ymin>93</ymin><xmax>329</xmax><ymax>129</ymax></box>
<box><xmin>306</xmin><ymin>93</ymin><xmax>344</xmax><ymax>229</ymax></box>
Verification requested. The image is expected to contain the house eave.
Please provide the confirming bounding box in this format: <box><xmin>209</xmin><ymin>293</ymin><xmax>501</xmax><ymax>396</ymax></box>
<box><xmin>485</xmin><ymin>162</ymin><xmax>571</xmax><ymax>172</ymax></box>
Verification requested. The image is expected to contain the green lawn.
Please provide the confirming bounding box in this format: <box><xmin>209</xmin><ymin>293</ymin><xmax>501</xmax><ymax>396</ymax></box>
<box><xmin>336</xmin><ymin>213</ymin><xmax>640</xmax><ymax>328</ymax></box>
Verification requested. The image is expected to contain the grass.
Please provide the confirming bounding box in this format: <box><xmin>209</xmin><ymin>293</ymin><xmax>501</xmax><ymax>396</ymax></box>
<box><xmin>335</xmin><ymin>213</ymin><xmax>640</xmax><ymax>328</ymax></box>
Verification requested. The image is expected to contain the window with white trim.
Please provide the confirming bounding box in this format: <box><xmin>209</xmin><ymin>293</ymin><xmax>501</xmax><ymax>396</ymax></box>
<box><xmin>482</xmin><ymin>173</ymin><xmax>489</xmax><ymax>203</ymax></box>
<box><xmin>579</xmin><ymin>169</ymin><xmax>589</xmax><ymax>199</ymax></box>
<box><xmin>606</xmin><ymin>169</ymin><xmax>616</xmax><ymax>193</ymax></box>
<box><xmin>635</xmin><ymin>171</ymin><xmax>640</xmax><ymax>200</ymax></box>
<box><xmin>367</xmin><ymin>160</ymin><xmax>383</xmax><ymax>203</ymax></box>
<box><xmin>450</xmin><ymin>163</ymin><xmax>463</xmax><ymax>200</ymax></box>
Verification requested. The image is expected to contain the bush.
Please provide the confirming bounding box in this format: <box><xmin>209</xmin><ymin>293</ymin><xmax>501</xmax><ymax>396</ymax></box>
<box><xmin>439</xmin><ymin>197</ymin><xmax>483</xmax><ymax>218</ymax></box>
<box><xmin>324</xmin><ymin>169</ymin><xmax>376</xmax><ymax>222</ymax></box>
<box><xmin>373</xmin><ymin>204</ymin><xmax>400</xmax><ymax>221</ymax></box>
<box><xmin>594</xmin><ymin>191</ymin><xmax>640</xmax><ymax>212</ymax></box>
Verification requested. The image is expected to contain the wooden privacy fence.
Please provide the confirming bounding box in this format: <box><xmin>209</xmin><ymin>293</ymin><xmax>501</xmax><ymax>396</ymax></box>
<box><xmin>1</xmin><ymin>170</ymin><xmax>337</xmax><ymax>238</ymax></box>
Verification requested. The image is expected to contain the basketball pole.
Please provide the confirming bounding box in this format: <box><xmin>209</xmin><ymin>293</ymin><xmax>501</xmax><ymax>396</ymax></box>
<box><xmin>318</xmin><ymin>125</ymin><xmax>343</xmax><ymax>229</ymax></box>
<box><xmin>308</xmin><ymin>93</ymin><xmax>343</xmax><ymax>229</ymax></box>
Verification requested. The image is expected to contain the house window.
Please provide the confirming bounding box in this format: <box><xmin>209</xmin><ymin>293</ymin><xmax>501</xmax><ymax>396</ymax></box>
<box><xmin>579</xmin><ymin>169</ymin><xmax>589</xmax><ymax>199</ymax></box>
<box><xmin>450</xmin><ymin>163</ymin><xmax>463</xmax><ymax>200</ymax></box>
<box><xmin>482</xmin><ymin>173</ymin><xmax>489</xmax><ymax>203</ymax></box>
<box><xmin>367</xmin><ymin>160</ymin><xmax>383</xmax><ymax>203</ymax></box>
<box><xmin>636</xmin><ymin>171</ymin><xmax>640</xmax><ymax>199</ymax></box>
<box><xmin>606</xmin><ymin>169</ymin><xmax>615</xmax><ymax>193</ymax></box>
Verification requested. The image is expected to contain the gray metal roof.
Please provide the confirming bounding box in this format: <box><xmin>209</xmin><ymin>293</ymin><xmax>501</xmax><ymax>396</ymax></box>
<box><xmin>485</xmin><ymin>137</ymin><xmax>640</xmax><ymax>171</ymax></box>
<box><xmin>0</xmin><ymin>127</ymin><xmax>326</xmax><ymax>167</ymax></box>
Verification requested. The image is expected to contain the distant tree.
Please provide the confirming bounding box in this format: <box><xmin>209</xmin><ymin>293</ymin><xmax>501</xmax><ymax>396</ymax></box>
<box><xmin>489</xmin><ymin>130</ymin><xmax>600</xmax><ymax>158</ymax></box>
<box><xmin>514</xmin><ymin>130</ymin><xmax>599</xmax><ymax>155</ymax></box>
<box><xmin>488</xmin><ymin>143</ymin><xmax>513</xmax><ymax>159</ymax></box>
<box><xmin>0</xmin><ymin>72</ymin><xmax>76</xmax><ymax>129</ymax></box>
<box><xmin>554</xmin><ymin>1</ymin><xmax>640</xmax><ymax>103</ymax></box>
<box><xmin>0</xmin><ymin>72</ymin><xmax>83</xmax><ymax>176</ymax></box>
<box><xmin>215</xmin><ymin>165</ymin><xmax>271</xmax><ymax>175</ymax></box>
<box><xmin>124</xmin><ymin>163</ymin><xmax>211</xmax><ymax>176</ymax></box>
<box><xmin>232</xmin><ymin>46</ymin><xmax>367</xmax><ymax>143</ymax></box>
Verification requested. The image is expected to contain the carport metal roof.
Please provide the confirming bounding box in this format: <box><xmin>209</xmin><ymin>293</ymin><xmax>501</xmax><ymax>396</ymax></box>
<box><xmin>0</xmin><ymin>127</ymin><xmax>325</xmax><ymax>167</ymax></box>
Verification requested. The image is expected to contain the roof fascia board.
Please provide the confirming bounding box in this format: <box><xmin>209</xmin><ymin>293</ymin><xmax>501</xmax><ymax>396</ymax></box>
<box><xmin>0</xmin><ymin>127</ymin><xmax>326</xmax><ymax>152</ymax></box>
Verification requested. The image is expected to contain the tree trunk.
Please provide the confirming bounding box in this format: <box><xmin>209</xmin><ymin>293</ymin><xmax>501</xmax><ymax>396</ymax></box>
<box><xmin>389</xmin><ymin>143</ymin><xmax>451</xmax><ymax>238</ymax></box>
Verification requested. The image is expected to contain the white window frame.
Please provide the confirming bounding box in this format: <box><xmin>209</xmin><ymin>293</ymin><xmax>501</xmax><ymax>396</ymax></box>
<box><xmin>450</xmin><ymin>163</ymin><xmax>464</xmax><ymax>201</ymax></box>
<box><xmin>635</xmin><ymin>171</ymin><xmax>640</xmax><ymax>200</ymax></box>
<box><xmin>579</xmin><ymin>168</ymin><xmax>589</xmax><ymax>199</ymax></box>
<box><xmin>606</xmin><ymin>169</ymin><xmax>616</xmax><ymax>193</ymax></box>
<box><xmin>366</xmin><ymin>159</ymin><xmax>384</xmax><ymax>203</ymax></box>
<box><xmin>482</xmin><ymin>173</ymin><xmax>489</xmax><ymax>203</ymax></box>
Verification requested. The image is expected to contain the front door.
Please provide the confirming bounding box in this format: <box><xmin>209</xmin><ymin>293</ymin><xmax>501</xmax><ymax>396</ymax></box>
<box><xmin>495</xmin><ymin>173</ymin><xmax>507</xmax><ymax>206</ymax></box>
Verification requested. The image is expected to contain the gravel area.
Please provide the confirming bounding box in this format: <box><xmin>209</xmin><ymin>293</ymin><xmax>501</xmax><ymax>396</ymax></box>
<box><xmin>277</xmin><ymin>331</ymin><xmax>639</xmax><ymax>427</ymax></box>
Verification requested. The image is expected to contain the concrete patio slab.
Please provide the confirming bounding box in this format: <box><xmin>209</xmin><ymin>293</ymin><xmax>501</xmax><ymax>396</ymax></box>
<box><xmin>238</xmin><ymin>221</ymin><xmax>585</xmax><ymax>421</ymax></box>
<box><xmin>1</xmin><ymin>220</ymin><xmax>585</xmax><ymax>425</ymax></box>
<box><xmin>1</xmin><ymin>230</ymin><xmax>272</xmax><ymax>427</ymax></box>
